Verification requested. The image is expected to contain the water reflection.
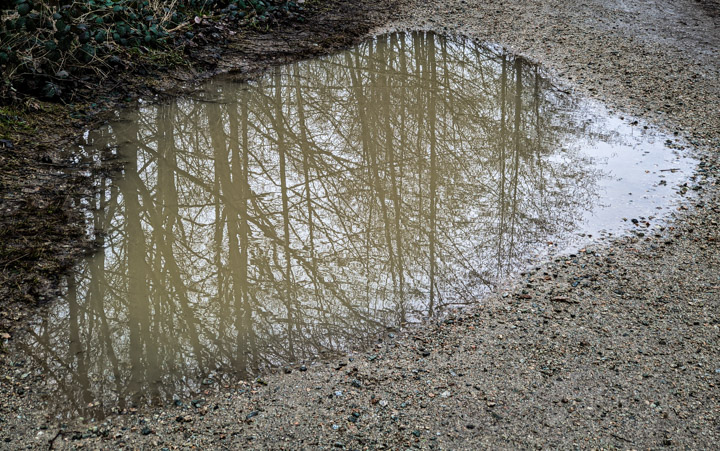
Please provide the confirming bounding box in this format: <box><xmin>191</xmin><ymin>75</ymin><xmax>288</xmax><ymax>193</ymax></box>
<box><xmin>19</xmin><ymin>31</ymin><xmax>690</xmax><ymax>417</ymax></box>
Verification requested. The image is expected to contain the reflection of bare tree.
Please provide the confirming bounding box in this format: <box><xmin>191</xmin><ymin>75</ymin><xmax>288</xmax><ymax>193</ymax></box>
<box><xmin>22</xmin><ymin>31</ymin><xmax>610</xmax><ymax>418</ymax></box>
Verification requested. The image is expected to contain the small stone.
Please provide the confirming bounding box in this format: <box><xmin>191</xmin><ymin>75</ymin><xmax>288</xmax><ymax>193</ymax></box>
<box><xmin>246</xmin><ymin>411</ymin><xmax>259</xmax><ymax>420</ymax></box>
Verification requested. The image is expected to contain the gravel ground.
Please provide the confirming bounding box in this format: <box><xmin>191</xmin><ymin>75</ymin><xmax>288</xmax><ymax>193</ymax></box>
<box><xmin>1</xmin><ymin>0</ymin><xmax>719</xmax><ymax>448</ymax></box>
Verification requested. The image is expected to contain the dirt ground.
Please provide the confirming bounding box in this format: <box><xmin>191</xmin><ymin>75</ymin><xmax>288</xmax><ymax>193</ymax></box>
<box><xmin>1</xmin><ymin>0</ymin><xmax>719</xmax><ymax>448</ymax></box>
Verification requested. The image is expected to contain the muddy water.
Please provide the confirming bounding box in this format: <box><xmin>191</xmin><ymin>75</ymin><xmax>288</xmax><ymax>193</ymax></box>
<box><xmin>18</xmin><ymin>31</ymin><xmax>693</xmax><ymax>417</ymax></box>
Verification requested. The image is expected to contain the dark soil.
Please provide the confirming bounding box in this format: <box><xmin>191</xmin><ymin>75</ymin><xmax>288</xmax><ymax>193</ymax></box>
<box><xmin>697</xmin><ymin>0</ymin><xmax>720</xmax><ymax>17</ymax></box>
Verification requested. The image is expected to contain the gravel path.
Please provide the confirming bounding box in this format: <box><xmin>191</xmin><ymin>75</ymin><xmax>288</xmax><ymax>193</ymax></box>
<box><xmin>1</xmin><ymin>0</ymin><xmax>719</xmax><ymax>448</ymax></box>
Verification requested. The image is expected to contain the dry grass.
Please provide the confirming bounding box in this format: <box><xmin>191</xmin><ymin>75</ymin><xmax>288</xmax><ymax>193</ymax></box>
<box><xmin>147</xmin><ymin>0</ymin><xmax>180</xmax><ymax>26</ymax></box>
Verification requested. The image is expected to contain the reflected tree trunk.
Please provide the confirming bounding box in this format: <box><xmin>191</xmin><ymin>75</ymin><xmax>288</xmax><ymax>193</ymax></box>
<box><xmin>293</xmin><ymin>63</ymin><xmax>320</xmax><ymax>299</ymax></box>
<box><xmin>275</xmin><ymin>67</ymin><xmax>297</xmax><ymax>362</ymax></box>
<box><xmin>121</xmin><ymin>116</ymin><xmax>149</xmax><ymax>405</ymax></box>
<box><xmin>427</xmin><ymin>32</ymin><xmax>438</xmax><ymax>316</ymax></box>
<box><xmin>497</xmin><ymin>55</ymin><xmax>508</xmax><ymax>273</ymax></box>
<box><xmin>89</xmin><ymin>175</ymin><xmax>123</xmax><ymax>413</ymax></box>
<box><xmin>67</xmin><ymin>278</ymin><xmax>92</xmax><ymax>413</ymax></box>
<box><xmin>509</xmin><ymin>59</ymin><xmax>523</xmax><ymax>258</ymax></box>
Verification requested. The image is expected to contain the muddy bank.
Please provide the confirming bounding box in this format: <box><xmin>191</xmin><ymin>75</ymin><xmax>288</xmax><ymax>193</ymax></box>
<box><xmin>1</xmin><ymin>0</ymin><xmax>719</xmax><ymax>448</ymax></box>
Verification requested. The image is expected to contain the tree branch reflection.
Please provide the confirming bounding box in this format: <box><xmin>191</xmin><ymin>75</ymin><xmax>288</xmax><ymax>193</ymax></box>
<box><xmin>22</xmin><ymin>31</ymin><xmax>613</xmax><ymax>418</ymax></box>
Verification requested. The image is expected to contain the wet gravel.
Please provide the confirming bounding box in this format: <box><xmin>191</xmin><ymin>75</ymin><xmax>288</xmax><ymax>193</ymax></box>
<box><xmin>1</xmin><ymin>0</ymin><xmax>719</xmax><ymax>448</ymax></box>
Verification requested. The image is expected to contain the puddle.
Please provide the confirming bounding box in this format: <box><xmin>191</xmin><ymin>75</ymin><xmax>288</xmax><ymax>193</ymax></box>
<box><xmin>16</xmin><ymin>31</ymin><xmax>694</xmax><ymax>418</ymax></box>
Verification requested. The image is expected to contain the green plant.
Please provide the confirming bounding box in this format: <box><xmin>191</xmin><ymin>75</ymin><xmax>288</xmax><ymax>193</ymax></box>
<box><xmin>0</xmin><ymin>105</ymin><xmax>35</xmax><ymax>134</ymax></box>
<box><xmin>0</xmin><ymin>0</ymin><xmax>305</xmax><ymax>99</ymax></box>
<box><xmin>0</xmin><ymin>0</ymin><xmax>182</xmax><ymax>97</ymax></box>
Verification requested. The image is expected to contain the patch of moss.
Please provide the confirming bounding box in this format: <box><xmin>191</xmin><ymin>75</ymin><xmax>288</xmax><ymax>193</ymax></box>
<box><xmin>0</xmin><ymin>106</ymin><xmax>35</xmax><ymax>135</ymax></box>
<box><xmin>126</xmin><ymin>46</ymin><xmax>189</xmax><ymax>70</ymax></box>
